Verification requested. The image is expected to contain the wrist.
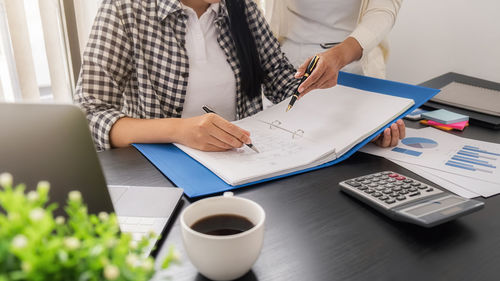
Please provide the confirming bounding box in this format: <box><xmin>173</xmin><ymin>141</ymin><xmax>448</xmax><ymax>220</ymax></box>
<box><xmin>335</xmin><ymin>37</ymin><xmax>363</xmax><ymax>67</ymax></box>
<box><xmin>165</xmin><ymin>118</ymin><xmax>184</xmax><ymax>144</ymax></box>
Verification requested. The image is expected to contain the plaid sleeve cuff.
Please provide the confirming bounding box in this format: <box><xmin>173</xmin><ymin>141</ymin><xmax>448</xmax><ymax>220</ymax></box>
<box><xmin>88</xmin><ymin>109</ymin><xmax>126</xmax><ymax>151</ymax></box>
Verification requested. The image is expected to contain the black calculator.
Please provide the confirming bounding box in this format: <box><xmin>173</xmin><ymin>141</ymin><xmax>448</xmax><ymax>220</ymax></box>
<box><xmin>339</xmin><ymin>171</ymin><xmax>484</xmax><ymax>227</ymax></box>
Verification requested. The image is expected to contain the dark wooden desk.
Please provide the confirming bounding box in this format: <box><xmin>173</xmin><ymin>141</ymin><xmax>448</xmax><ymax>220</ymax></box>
<box><xmin>98</xmin><ymin>121</ymin><xmax>500</xmax><ymax>281</ymax></box>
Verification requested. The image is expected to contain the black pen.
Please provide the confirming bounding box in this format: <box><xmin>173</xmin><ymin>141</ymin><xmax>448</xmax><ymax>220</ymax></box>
<box><xmin>202</xmin><ymin>106</ymin><xmax>260</xmax><ymax>153</ymax></box>
<box><xmin>286</xmin><ymin>55</ymin><xmax>320</xmax><ymax>112</ymax></box>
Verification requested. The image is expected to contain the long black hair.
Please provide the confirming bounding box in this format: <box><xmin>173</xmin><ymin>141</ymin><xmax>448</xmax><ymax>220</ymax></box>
<box><xmin>225</xmin><ymin>0</ymin><xmax>265</xmax><ymax>99</ymax></box>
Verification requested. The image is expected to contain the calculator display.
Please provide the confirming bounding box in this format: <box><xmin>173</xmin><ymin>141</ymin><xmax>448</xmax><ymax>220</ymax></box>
<box><xmin>404</xmin><ymin>196</ymin><xmax>464</xmax><ymax>217</ymax></box>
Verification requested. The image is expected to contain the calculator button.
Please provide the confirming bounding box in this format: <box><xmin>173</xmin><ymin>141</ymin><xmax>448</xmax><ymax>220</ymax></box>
<box><xmin>409</xmin><ymin>192</ymin><xmax>420</xmax><ymax>197</ymax></box>
<box><xmin>410</xmin><ymin>182</ymin><xmax>421</xmax><ymax>187</ymax></box>
<box><xmin>408</xmin><ymin>187</ymin><xmax>418</xmax><ymax>192</ymax></box>
<box><xmin>418</xmin><ymin>185</ymin><xmax>428</xmax><ymax>190</ymax></box>
<box><xmin>379</xmin><ymin>195</ymin><xmax>389</xmax><ymax>200</ymax></box>
<box><xmin>390</xmin><ymin>192</ymin><xmax>399</xmax><ymax>197</ymax></box>
<box><xmin>365</xmin><ymin>175</ymin><xmax>374</xmax><ymax>179</ymax></box>
<box><xmin>385</xmin><ymin>183</ymin><xmax>394</xmax><ymax>188</ymax></box>
<box><xmin>346</xmin><ymin>181</ymin><xmax>361</xmax><ymax>187</ymax></box>
<box><xmin>403</xmin><ymin>179</ymin><xmax>413</xmax><ymax>183</ymax></box>
<box><xmin>394</xmin><ymin>182</ymin><xmax>403</xmax><ymax>186</ymax></box>
<box><xmin>383</xmin><ymin>189</ymin><xmax>392</xmax><ymax>194</ymax></box>
<box><xmin>378</xmin><ymin>180</ymin><xmax>387</xmax><ymax>185</ymax></box>
<box><xmin>389</xmin><ymin>173</ymin><xmax>399</xmax><ymax>178</ymax></box>
<box><xmin>387</xmin><ymin>179</ymin><xmax>396</xmax><ymax>183</ymax></box>
<box><xmin>393</xmin><ymin>187</ymin><xmax>402</xmax><ymax>192</ymax></box>
<box><xmin>396</xmin><ymin>176</ymin><xmax>406</xmax><ymax>180</ymax></box>
<box><xmin>358</xmin><ymin>186</ymin><xmax>368</xmax><ymax>190</ymax></box>
<box><xmin>371</xmin><ymin>178</ymin><xmax>380</xmax><ymax>182</ymax></box>
<box><xmin>362</xmin><ymin>180</ymin><xmax>371</xmax><ymax>184</ymax></box>
<box><xmin>399</xmin><ymin>190</ymin><xmax>409</xmax><ymax>195</ymax></box>
<box><xmin>382</xmin><ymin>172</ymin><xmax>392</xmax><ymax>175</ymax></box>
<box><xmin>426</xmin><ymin>188</ymin><xmax>434</xmax><ymax>192</ymax></box>
<box><xmin>356</xmin><ymin>178</ymin><xmax>365</xmax><ymax>182</ymax></box>
<box><xmin>402</xmin><ymin>184</ymin><xmax>411</xmax><ymax>189</ymax></box>
<box><xmin>375</xmin><ymin>186</ymin><xmax>385</xmax><ymax>191</ymax></box>
<box><xmin>368</xmin><ymin>183</ymin><xmax>378</xmax><ymax>188</ymax></box>
<box><xmin>364</xmin><ymin>189</ymin><xmax>375</xmax><ymax>194</ymax></box>
<box><xmin>386</xmin><ymin>199</ymin><xmax>396</xmax><ymax>204</ymax></box>
<box><xmin>396</xmin><ymin>195</ymin><xmax>406</xmax><ymax>201</ymax></box>
<box><xmin>374</xmin><ymin>173</ymin><xmax>382</xmax><ymax>177</ymax></box>
<box><xmin>372</xmin><ymin>192</ymin><xmax>382</xmax><ymax>197</ymax></box>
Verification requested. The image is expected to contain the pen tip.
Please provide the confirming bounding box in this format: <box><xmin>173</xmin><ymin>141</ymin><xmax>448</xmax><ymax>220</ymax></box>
<box><xmin>286</xmin><ymin>105</ymin><xmax>291</xmax><ymax>112</ymax></box>
<box><xmin>248</xmin><ymin>144</ymin><xmax>260</xmax><ymax>153</ymax></box>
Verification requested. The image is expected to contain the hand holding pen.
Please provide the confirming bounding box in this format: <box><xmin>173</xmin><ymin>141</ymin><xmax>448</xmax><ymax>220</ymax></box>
<box><xmin>286</xmin><ymin>55</ymin><xmax>320</xmax><ymax>112</ymax></box>
<box><xmin>202</xmin><ymin>106</ymin><xmax>260</xmax><ymax>153</ymax></box>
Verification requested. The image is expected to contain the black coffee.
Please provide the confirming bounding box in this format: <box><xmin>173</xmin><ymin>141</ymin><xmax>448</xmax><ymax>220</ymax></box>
<box><xmin>191</xmin><ymin>214</ymin><xmax>255</xmax><ymax>236</ymax></box>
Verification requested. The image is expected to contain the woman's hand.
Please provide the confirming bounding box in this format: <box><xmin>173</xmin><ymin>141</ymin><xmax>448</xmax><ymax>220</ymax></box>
<box><xmin>371</xmin><ymin>120</ymin><xmax>406</xmax><ymax>148</ymax></box>
<box><xmin>176</xmin><ymin>113</ymin><xmax>252</xmax><ymax>152</ymax></box>
<box><xmin>295</xmin><ymin>37</ymin><xmax>363</xmax><ymax>97</ymax></box>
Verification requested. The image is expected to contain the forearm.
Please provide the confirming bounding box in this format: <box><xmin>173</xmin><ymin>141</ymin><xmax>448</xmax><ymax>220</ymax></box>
<box><xmin>110</xmin><ymin>117</ymin><xmax>182</xmax><ymax>148</ymax></box>
<box><xmin>333</xmin><ymin>37</ymin><xmax>363</xmax><ymax>68</ymax></box>
<box><xmin>349</xmin><ymin>0</ymin><xmax>401</xmax><ymax>54</ymax></box>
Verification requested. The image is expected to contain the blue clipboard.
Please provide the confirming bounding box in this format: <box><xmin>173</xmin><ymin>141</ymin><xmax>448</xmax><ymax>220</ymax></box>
<box><xmin>133</xmin><ymin>72</ymin><xmax>440</xmax><ymax>198</ymax></box>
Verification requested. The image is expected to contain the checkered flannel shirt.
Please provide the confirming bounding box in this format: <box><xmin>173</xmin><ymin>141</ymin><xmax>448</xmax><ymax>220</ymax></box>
<box><xmin>74</xmin><ymin>0</ymin><xmax>300</xmax><ymax>150</ymax></box>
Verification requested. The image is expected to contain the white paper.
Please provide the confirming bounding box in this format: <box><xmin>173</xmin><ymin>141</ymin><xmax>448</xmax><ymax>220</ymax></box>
<box><xmin>176</xmin><ymin>86</ymin><xmax>414</xmax><ymax>186</ymax></box>
<box><xmin>392</xmin><ymin>160</ymin><xmax>480</xmax><ymax>198</ymax></box>
<box><xmin>361</xmin><ymin>127</ymin><xmax>500</xmax><ymax>197</ymax></box>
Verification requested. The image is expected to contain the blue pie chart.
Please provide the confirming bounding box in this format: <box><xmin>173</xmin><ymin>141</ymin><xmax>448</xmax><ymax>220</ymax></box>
<box><xmin>402</xmin><ymin>137</ymin><xmax>438</xmax><ymax>149</ymax></box>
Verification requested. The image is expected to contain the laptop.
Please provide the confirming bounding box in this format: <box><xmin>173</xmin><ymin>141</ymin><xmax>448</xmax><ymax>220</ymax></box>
<box><xmin>0</xmin><ymin>103</ymin><xmax>183</xmax><ymax>256</ymax></box>
<box><xmin>420</xmin><ymin>72</ymin><xmax>500</xmax><ymax>129</ymax></box>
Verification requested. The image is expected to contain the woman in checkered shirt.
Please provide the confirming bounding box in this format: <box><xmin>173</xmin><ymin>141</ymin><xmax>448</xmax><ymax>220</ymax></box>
<box><xmin>75</xmin><ymin>0</ymin><xmax>403</xmax><ymax>151</ymax></box>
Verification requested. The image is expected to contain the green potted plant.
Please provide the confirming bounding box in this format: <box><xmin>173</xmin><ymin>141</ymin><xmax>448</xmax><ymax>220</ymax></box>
<box><xmin>0</xmin><ymin>172</ymin><xmax>179</xmax><ymax>281</ymax></box>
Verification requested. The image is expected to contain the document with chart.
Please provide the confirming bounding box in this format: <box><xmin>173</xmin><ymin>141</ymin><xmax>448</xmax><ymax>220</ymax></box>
<box><xmin>175</xmin><ymin>86</ymin><xmax>414</xmax><ymax>186</ymax></box>
<box><xmin>361</xmin><ymin>127</ymin><xmax>500</xmax><ymax>192</ymax></box>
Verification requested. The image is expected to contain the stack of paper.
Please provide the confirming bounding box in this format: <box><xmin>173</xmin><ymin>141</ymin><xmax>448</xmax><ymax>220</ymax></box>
<box><xmin>360</xmin><ymin>127</ymin><xmax>500</xmax><ymax>198</ymax></box>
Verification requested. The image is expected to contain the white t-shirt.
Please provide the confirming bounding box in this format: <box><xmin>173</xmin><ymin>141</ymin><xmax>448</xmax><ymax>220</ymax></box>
<box><xmin>284</xmin><ymin>0</ymin><xmax>362</xmax><ymax>44</ymax></box>
<box><xmin>180</xmin><ymin>4</ymin><xmax>237</xmax><ymax>121</ymax></box>
<box><xmin>281</xmin><ymin>0</ymin><xmax>363</xmax><ymax>74</ymax></box>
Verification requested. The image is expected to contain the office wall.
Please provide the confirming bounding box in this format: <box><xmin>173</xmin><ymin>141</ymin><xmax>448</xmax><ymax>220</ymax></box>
<box><xmin>386</xmin><ymin>0</ymin><xmax>500</xmax><ymax>84</ymax></box>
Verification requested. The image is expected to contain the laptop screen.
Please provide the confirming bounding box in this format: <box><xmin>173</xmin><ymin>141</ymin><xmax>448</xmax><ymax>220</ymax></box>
<box><xmin>0</xmin><ymin>103</ymin><xmax>114</xmax><ymax>216</ymax></box>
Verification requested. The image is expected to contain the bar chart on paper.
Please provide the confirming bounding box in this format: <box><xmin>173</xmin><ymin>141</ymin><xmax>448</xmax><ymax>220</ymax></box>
<box><xmin>446</xmin><ymin>145</ymin><xmax>499</xmax><ymax>174</ymax></box>
<box><xmin>360</xmin><ymin>127</ymin><xmax>500</xmax><ymax>197</ymax></box>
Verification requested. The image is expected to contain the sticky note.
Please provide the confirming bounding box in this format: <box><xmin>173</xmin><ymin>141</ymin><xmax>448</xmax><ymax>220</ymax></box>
<box><xmin>421</xmin><ymin>109</ymin><xmax>469</xmax><ymax>124</ymax></box>
<box><xmin>427</xmin><ymin>120</ymin><xmax>468</xmax><ymax>130</ymax></box>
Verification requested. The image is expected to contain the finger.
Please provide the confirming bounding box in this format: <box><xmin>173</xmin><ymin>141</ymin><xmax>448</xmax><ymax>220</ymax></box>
<box><xmin>397</xmin><ymin>119</ymin><xmax>406</xmax><ymax>139</ymax></box>
<box><xmin>210</xmin><ymin>115</ymin><xmax>250</xmax><ymax>146</ymax></box>
<box><xmin>295</xmin><ymin>56</ymin><xmax>313</xmax><ymax>78</ymax></box>
<box><xmin>380</xmin><ymin>128</ymin><xmax>391</xmax><ymax>147</ymax></box>
<box><xmin>209</xmin><ymin>124</ymin><xmax>245</xmax><ymax>148</ymax></box>
<box><xmin>316</xmin><ymin>72</ymin><xmax>338</xmax><ymax>90</ymax></box>
<box><xmin>200</xmin><ymin>143</ymin><xmax>228</xmax><ymax>152</ymax></box>
<box><xmin>298</xmin><ymin>60</ymin><xmax>325</xmax><ymax>94</ymax></box>
<box><xmin>371</xmin><ymin>134</ymin><xmax>381</xmax><ymax>142</ymax></box>
<box><xmin>390</xmin><ymin>123</ymin><xmax>399</xmax><ymax>147</ymax></box>
<box><xmin>207</xmin><ymin>135</ymin><xmax>233</xmax><ymax>150</ymax></box>
<box><xmin>299</xmin><ymin>70</ymin><xmax>328</xmax><ymax>97</ymax></box>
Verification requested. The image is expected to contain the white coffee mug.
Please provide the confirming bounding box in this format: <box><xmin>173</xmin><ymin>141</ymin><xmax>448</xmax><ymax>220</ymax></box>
<box><xmin>181</xmin><ymin>192</ymin><xmax>265</xmax><ymax>281</ymax></box>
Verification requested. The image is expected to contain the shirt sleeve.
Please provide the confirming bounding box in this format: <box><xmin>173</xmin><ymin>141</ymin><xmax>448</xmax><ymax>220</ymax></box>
<box><xmin>74</xmin><ymin>0</ymin><xmax>133</xmax><ymax>151</ymax></box>
<box><xmin>245</xmin><ymin>0</ymin><xmax>300</xmax><ymax>104</ymax></box>
<box><xmin>349</xmin><ymin>0</ymin><xmax>402</xmax><ymax>56</ymax></box>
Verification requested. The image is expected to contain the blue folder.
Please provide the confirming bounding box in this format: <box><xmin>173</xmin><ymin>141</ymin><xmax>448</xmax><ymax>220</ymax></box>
<box><xmin>133</xmin><ymin>72</ymin><xmax>440</xmax><ymax>198</ymax></box>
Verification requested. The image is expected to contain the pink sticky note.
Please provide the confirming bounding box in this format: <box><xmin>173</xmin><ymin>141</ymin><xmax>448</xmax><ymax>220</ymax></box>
<box><xmin>426</xmin><ymin>120</ymin><xmax>468</xmax><ymax>130</ymax></box>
